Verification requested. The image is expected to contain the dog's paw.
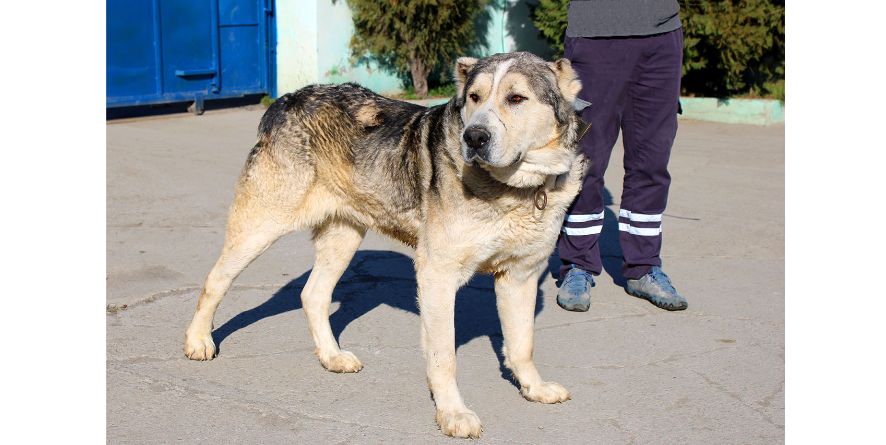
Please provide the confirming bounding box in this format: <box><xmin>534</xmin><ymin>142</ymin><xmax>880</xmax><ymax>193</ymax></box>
<box><xmin>319</xmin><ymin>350</ymin><xmax>363</xmax><ymax>373</ymax></box>
<box><xmin>184</xmin><ymin>332</ymin><xmax>216</xmax><ymax>361</ymax></box>
<box><xmin>436</xmin><ymin>409</ymin><xmax>482</xmax><ymax>438</ymax></box>
<box><xmin>521</xmin><ymin>381</ymin><xmax>571</xmax><ymax>404</ymax></box>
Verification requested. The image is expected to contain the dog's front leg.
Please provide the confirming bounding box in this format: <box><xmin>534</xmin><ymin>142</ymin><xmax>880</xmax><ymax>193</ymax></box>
<box><xmin>416</xmin><ymin>261</ymin><xmax>482</xmax><ymax>438</ymax></box>
<box><xmin>495</xmin><ymin>263</ymin><xmax>571</xmax><ymax>404</ymax></box>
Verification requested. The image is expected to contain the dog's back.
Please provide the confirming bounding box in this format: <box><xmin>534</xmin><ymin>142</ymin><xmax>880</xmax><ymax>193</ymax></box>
<box><xmin>242</xmin><ymin>83</ymin><xmax>445</xmax><ymax>246</ymax></box>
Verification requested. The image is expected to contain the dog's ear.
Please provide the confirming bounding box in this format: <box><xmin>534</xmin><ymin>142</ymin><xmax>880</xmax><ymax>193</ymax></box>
<box><xmin>454</xmin><ymin>57</ymin><xmax>478</xmax><ymax>98</ymax></box>
<box><xmin>548</xmin><ymin>58</ymin><xmax>582</xmax><ymax>103</ymax></box>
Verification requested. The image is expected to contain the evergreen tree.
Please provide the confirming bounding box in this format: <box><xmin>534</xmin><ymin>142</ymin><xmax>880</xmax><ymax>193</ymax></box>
<box><xmin>531</xmin><ymin>0</ymin><xmax>569</xmax><ymax>57</ymax></box>
<box><xmin>347</xmin><ymin>0</ymin><xmax>488</xmax><ymax>97</ymax></box>
<box><xmin>680</xmin><ymin>0</ymin><xmax>784</xmax><ymax>99</ymax></box>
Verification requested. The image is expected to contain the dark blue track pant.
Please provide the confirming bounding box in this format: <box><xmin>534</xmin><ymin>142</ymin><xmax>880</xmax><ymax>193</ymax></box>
<box><xmin>558</xmin><ymin>28</ymin><xmax>683</xmax><ymax>280</ymax></box>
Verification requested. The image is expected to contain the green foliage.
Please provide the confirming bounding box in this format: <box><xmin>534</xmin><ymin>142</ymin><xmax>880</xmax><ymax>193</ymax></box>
<box><xmin>346</xmin><ymin>0</ymin><xmax>488</xmax><ymax>97</ymax></box>
<box><xmin>764</xmin><ymin>78</ymin><xmax>785</xmax><ymax>103</ymax></box>
<box><xmin>260</xmin><ymin>95</ymin><xmax>275</xmax><ymax>108</ymax></box>
<box><xmin>529</xmin><ymin>0</ymin><xmax>785</xmax><ymax>100</ymax></box>
<box><xmin>681</xmin><ymin>0</ymin><xmax>784</xmax><ymax>99</ymax></box>
<box><xmin>531</xmin><ymin>0</ymin><xmax>569</xmax><ymax>57</ymax></box>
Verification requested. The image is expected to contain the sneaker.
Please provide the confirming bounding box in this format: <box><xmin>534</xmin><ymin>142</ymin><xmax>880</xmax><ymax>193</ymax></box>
<box><xmin>556</xmin><ymin>266</ymin><xmax>595</xmax><ymax>312</ymax></box>
<box><xmin>625</xmin><ymin>266</ymin><xmax>688</xmax><ymax>311</ymax></box>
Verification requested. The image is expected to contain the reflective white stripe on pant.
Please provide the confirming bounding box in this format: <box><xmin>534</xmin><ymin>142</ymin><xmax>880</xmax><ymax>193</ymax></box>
<box><xmin>617</xmin><ymin>223</ymin><xmax>662</xmax><ymax>236</ymax></box>
<box><xmin>565</xmin><ymin>212</ymin><xmax>604</xmax><ymax>222</ymax></box>
<box><xmin>618</xmin><ymin>209</ymin><xmax>662</xmax><ymax>222</ymax></box>
<box><xmin>562</xmin><ymin>225</ymin><xmax>603</xmax><ymax>236</ymax></box>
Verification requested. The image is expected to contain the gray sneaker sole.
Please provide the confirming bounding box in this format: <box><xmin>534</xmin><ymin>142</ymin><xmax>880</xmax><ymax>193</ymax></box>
<box><xmin>625</xmin><ymin>287</ymin><xmax>688</xmax><ymax>311</ymax></box>
<box><xmin>556</xmin><ymin>297</ymin><xmax>590</xmax><ymax>312</ymax></box>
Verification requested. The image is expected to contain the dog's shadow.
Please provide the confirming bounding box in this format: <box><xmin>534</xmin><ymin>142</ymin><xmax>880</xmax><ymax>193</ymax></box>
<box><xmin>212</xmin><ymin>250</ymin><xmax>561</xmax><ymax>388</ymax></box>
<box><xmin>213</xmin><ymin>187</ymin><xmax>627</xmax><ymax>387</ymax></box>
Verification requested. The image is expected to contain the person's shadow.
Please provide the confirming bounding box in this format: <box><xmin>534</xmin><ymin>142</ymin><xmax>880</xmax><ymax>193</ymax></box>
<box><xmin>212</xmin><ymin>249</ymin><xmax>561</xmax><ymax>388</ymax></box>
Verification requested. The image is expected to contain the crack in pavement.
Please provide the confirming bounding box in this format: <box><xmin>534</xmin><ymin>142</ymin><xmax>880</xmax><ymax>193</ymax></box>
<box><xmin>109</xmin><ymin>364</ymin><xmax>537</xmax><ymax>443</ymax></box>
<box><xmin>531</xmin><ymin>344</ymin><xmax>742</xmax><ymax>372</ymax></box>
<box><xmin>604</xmin><ymin>416</ymin><xmax>637</xmax><ymax>445</ymax></box>
<box><xmin>691</xmin><ymin>369</ymin><xmax>784</xmax><ymax>429</ymax></box>
<box><xmin>107</xmin><ymin>223</ymin><xmax>223</xmax><ymax>229</ymax></box>
<box><xmin>534</xmin><ymin>311</ymin><xmax>783</xmax><ymax>334</ymax></box>
<box><xmin>106</xmin><ymin>283</ymin><xmax>292</xmax><ymax>314</ymax></box>
<box><xmin>109</xmin><ymin>365</ymin><xmax>444</xmax><ymax>440</ymax></box>
<box><xmin>534</xmin><ymin>313</ymin><xmax>651</xmax><ymax>332</ymax></box>
<box><xmin>758</xmin><ymin>379</ymin><xmax>785</xmax><ymax>409</ymax></box>
<box><xmin>107</xmin><ymin>346</ymin><xmax>319</xmax><ymax>365</ymax></box>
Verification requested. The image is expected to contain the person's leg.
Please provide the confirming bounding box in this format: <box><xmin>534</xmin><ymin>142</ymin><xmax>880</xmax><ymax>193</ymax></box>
<box><xmin>618</xmin><ymin>29</ymin><xmax>683</xmax><ymax>280</ymax></box>
<box><xmin>617</xmin><ymin>29</ymin><xmax>688</xmax><ymax>311</ymax></box>
<box><xmin>557</xmin><ymin>35</ymin><xmax>638</xmax><ymax>279</ymax></box>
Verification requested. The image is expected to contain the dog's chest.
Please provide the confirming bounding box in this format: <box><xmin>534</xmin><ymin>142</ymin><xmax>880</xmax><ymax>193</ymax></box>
<box><xmin>481</xmin><ymin>188</ymin><xmax>574</xmax><ymax>271</ymax></box>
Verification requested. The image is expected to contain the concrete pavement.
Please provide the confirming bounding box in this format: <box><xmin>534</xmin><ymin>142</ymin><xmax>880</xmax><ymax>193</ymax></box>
<box><xmin>107</xmin><ymin>105</ymin><xmax>784</xmax><ymax>443</ymax></box>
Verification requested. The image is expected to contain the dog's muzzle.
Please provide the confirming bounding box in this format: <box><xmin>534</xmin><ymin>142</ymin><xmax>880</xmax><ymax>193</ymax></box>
<box><xmin>463</xmin><ymin>126</ymin><xmax>492</xmax><ymax>163</ymax></box>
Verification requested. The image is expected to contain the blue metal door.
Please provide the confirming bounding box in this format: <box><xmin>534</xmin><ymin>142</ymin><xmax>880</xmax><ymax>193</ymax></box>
<box><xmin>107</xmin><ymin>0</ymin><xmax>273</xmax><ymax>109</ymax></box>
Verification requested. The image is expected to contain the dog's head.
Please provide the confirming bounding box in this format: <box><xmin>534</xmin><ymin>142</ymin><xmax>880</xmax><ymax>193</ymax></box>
<box><xmin>454</xmin><ymin>52</ymin><xmax>583</xmax><ymax>188</ymax></box>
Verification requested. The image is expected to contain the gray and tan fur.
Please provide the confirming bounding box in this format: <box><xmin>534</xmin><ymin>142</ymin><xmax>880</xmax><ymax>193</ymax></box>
<box><xmin>184</xmin><ymin>52</ymin><xmax>586</xmax><ymax>438</ymax></box>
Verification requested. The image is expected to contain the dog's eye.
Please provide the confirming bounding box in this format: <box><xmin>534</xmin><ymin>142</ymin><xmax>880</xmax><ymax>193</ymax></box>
<box><xmin>507</xmin><ymin>94</ymin><xmax>527</xmax><ymax>105</ymax></box>
<box><xmin>468</xmin><ymin>93</ymin><xmax>480</xmax><ymax>103</ymax></box>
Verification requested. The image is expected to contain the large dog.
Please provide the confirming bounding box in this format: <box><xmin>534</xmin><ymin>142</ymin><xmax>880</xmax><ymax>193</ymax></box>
<box><xmin>184</xmin><ymin>52</ymin><xmax>586</xmax><ymax>438</ymax></box>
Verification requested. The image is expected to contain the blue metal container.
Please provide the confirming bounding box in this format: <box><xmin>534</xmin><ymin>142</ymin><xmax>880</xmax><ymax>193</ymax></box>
<box><xmin>107</xmin><ymin>0</ymin><xmax>275</xmax><ymax>113</ymax></box>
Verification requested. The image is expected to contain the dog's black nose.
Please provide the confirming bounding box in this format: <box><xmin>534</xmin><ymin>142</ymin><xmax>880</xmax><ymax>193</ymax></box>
<box><xmin>463</xmin><ymin>126</ymin><xmax>491</xmax><ymax>150</ymax></box>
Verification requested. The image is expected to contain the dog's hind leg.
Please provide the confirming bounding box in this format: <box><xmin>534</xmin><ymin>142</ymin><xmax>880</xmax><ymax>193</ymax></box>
<box><xmin>302</xmin><ymin>219</ymin><xmax>366</xmax><ymax>373</ymax></box>
<box><xmin>495</xmin><ymin>262</ymin><xmax>571</xmax><ymax>404</ymax></box>
<box><xmin>184</xmin><ymin>148</ymin><xmax>308</xmax><ymax>360</ymax></box>
<box><xmin>184</xmin><ymin>208</ymin><xmax>291</xmax><ymax>360</ymax></box>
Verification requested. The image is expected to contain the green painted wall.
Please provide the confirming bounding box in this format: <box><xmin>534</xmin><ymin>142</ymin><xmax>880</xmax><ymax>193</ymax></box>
<box><xmin>275</xmin><ymin>0</ymin><xmax>319</xmax><ymax>97</ymax></box>
<box><xmin>316</xmin><ymin>0</ymin><xmax>404</xmax><ymax>94</ymax></box>
<box><xmin>481</xmin><ymin>0</ymin><xmax>556</xmax><ymax>59</ymax></box>
<box><xmin>679</xmin><ymin>98</ymin><xmax>784</xmax><ymax>125</ymax></box>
